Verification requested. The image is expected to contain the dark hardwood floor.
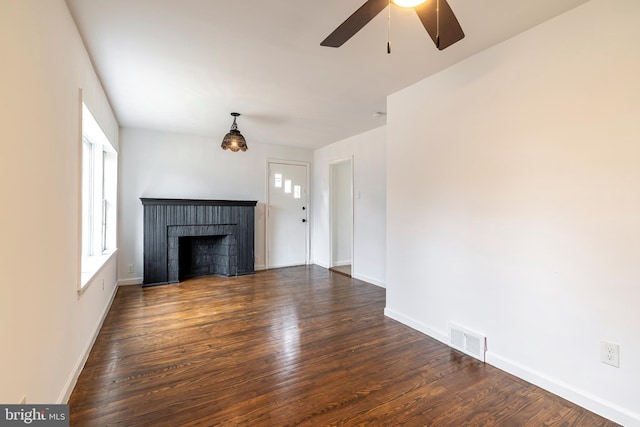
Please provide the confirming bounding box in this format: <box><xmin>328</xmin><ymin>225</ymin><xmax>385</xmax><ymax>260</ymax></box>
<box><xmin>69</xmin><ymin>266</ymin><xmax>617</xmax><ymax>426</ymax></box>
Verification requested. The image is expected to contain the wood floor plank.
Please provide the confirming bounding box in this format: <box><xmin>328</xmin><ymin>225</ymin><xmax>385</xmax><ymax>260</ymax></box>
<box><xmin>69</xmin><ymin>266</ymin><xmax>618</xmax><ymax>426</ymax></box>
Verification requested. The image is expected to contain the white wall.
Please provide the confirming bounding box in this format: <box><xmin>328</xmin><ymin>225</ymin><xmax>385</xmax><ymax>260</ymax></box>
<box><xmin>385</xmin><ymin>0</ymin><xmax>640</xmax><ymax>425</ymax></box>
<box><xmin>0</xmin><ymin>0</ymin><xmax>119</xmax><ymax>403</ymax></box>
<box><xmin>331</xmin><ymin>160</ymin><xmax>353</xmax><ymax>266</ymax></box>
<box><xmin>314</xmin><ymin>127</ymin><xmax>386</xmax><ymax>287</ymax></box>
<box><xmin>117</xmin><ymin>128</ymin><xmax>313</xmax><ymax>283</ymax></box>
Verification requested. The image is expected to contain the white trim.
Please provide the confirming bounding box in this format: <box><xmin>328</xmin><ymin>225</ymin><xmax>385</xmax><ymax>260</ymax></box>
<box><xmin>383</xmin><ymin>308</ymin><xmax>449</xmax><ymax>345</ymax></box>
<box><xmin>59</xmin><ymin>281</ymin><xmax>119</xmax><ymax>403</ymax></box>
<box><xmin>255</xmin><ymin>264</ymin><xmax>267</xmax><ymax>271</ymax></box>
<box><xmin>79</xmin><ymin>93</ymin><xmax>118</xmax><ymax>293</ymax></box>
<box><xmin>118</xmin><ymin>277</ymin><xmax>142</xmax><ymax>286</ymax></box>
<box><xmin>77</xmin><ymin>89</ymin><xmax>84</xmax><ymax>296</ymax></box>
<box><xmin>265</xmin><ymin>159</ymin><xmax>311</xmax><ymax>269</ymax></box>
<box><xmin>79</xmin><ymin>250</ymin><xmax>117</xmax><ymax>294</ymax></box>
<box><xmin>352</xmin><ymin>273</ymin><xmax>385</xmax><ymax>288</ymax></box>
<box><xmin>487</xmin><ymin>353</ymin><xmax>639</xmax><ymax>427</ymax></box>
<box><xmin>314</xmin><ymin>261</ymin><xmax>330</xmax><ymax>269</ymax></box>
<box><xmin>384</xmin><ymin>307</ymin><xmax>638</xmax><ymax>427</ymax></box>
<box><xmin>332</xmin><ymin>260</ymin><xmax>351</xmax><ymax>267</ymax></box>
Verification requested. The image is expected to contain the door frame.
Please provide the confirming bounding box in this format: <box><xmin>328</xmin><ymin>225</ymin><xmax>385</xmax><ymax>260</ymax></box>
<box><xmin>266</xmin><ymin>159</ymin><xmax>311</xmax><ymax>269</ymax></box>
<box><xmin>329</xmin><ymin>156</ymin><xmax>354</xmax><ymax>272</ymax></box>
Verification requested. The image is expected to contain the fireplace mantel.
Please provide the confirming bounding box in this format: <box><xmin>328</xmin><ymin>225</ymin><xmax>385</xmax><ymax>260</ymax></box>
<box><xmin>141</xmin><ymin>198</ymin><xmax>257</xmax><ymax>286</ymax></box>
<box><xmin>141</xmin><ymin>198</ymin><xmax>257</xmax><ymax>207</ymax></box>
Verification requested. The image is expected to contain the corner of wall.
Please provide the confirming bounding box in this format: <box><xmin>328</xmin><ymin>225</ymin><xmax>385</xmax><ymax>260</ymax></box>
<box><xmin>58</xmin><ymin>282</ymin><xmax>119</xmax><ymax>403</ymax></box>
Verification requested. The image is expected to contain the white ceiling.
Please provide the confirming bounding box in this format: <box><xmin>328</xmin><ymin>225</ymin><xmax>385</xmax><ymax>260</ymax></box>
<box><xmin>66</xmin><ymin>0</ymin><xmax>590</xmax><ymax>149</ymax></box>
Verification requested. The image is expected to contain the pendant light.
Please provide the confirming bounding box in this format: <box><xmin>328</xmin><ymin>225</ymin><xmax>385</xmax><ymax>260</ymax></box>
<box><xmin>221</xmin><ymin>112</ymin><xmax>248</xmax><ymax>152</ymax></box>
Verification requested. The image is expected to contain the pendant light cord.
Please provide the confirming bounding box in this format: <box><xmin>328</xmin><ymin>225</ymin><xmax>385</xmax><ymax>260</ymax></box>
<box><xmin>436</xmin><ymin>0</ymin><xmax>440</xmax><ymax>48</ymax></box>
<box><xmin>387</xmin><ymin>0</ymin><xmax>391</xmax><ymax>54</ymax></box>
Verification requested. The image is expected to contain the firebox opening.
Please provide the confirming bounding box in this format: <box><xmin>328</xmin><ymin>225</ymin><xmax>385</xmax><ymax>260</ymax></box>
<box><xmin>178</xmin><ymin>235</ymin><xmax>236</xmax><ymax>280</ymax></box>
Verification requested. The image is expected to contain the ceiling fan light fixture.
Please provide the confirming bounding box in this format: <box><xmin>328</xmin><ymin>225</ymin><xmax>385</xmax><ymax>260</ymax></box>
<box><xmin>321</xmin><ymin>0</ymin><xmax>463</xmax><ymax>50</ymax></box>
<box><xmin>221</xmin><ymin>112</ymin><xmax>248</xmax><ymax>152</ymax></box>
<box><xmin>392</xmin><ymin>0</ymin><xmax>427</xmax><ymax>8</ymax></box>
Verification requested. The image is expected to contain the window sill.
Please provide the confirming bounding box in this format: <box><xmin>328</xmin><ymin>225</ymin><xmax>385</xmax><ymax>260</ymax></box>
<box><xmin>79</xmin><ymin>249</ymin><xmax>118</xmax><ymax>294</ymax></box>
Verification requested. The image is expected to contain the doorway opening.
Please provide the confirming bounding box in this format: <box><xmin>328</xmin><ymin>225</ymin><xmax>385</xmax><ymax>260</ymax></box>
<box><xmin>329</xmin><ymin>158</ymin><xmax>353</xmax><ymax>277</ymax></box>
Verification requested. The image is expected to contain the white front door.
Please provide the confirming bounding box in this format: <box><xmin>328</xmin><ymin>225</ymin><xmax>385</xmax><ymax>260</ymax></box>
<box><xmin>267</xmin><ymin>162</ymin><xmax>309</xmax><ymax>268</ymax></box>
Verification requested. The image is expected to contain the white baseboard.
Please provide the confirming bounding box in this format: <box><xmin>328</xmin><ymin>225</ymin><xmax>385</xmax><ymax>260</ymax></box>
<box><xmin>313</xmin><ymin>263</ymin><xmax>386</xmax><ymax>288</ymax></box>
<box><xmin>352</xmin><ymin>273</ymin><xmax>385</xmax><ymax>288</ymax></box>
<box><xmin>333</xmin><ymin>260</ymin><xmax>351</xmax><ymax>267</ymax></box>
<box><xmin>384</xmin><ymin>307</ymin><xmax>639</xmax><ymax>427</ymax></box>
<box><xmin>255</xmin><ymin>264</ymin><xmax>267</xmax><ymax>271</ymax></box>
<box><xmin>58</xmin><ymin>281</ymin><xmax>119</xmax><ymax>403</ymax></box>
<box><xmin>383</xmin><ymin>308</ymin><xmax>448</xmax><ymax>345</ymax></box>
<box><xmin>118</xmin><ymin>277</ymin><xmax>142</xmax><ymax>286</ymax></box>
<box><xmin>487</xmin><ymin>353</ymin><xmax>640</xmax><ymax>427</ymax></box>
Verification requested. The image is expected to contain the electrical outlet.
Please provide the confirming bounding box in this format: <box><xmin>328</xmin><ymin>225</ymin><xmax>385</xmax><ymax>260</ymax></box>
<box><xmin>127</xmin><ymin>264</ymin><xmax>134</xmax><ymax>274</ymax></box>
<box><xmin>601</xmin><ymin>341</ymin><xmax>620</xmax><ymax>368</ymax></box>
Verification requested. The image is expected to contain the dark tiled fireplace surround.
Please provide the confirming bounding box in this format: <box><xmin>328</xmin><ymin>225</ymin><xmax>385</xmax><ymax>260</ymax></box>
<box><xmin>141</xmin><ymin>199</ymin><xmax>256</xmax><ymax>286</ymax></box>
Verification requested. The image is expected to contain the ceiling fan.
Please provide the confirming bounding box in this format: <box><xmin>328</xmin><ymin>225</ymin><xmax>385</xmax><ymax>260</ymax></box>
<box><xmin>321</xmin><ymin>0</ymin><xmax>464</xmax><ymax>51</ymax></box>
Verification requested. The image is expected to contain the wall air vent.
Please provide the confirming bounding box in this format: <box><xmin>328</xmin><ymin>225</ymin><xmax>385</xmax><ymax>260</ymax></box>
<box><xmin>449</xmin><ymin>322</ymin><xmax>486</xmax><ymax>362</ymax></box>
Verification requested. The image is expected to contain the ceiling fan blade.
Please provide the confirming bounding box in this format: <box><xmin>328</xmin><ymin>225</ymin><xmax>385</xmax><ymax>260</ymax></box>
<box><xmin>414</xmin><ymin>0</ymin><xmax>464</xmax><ymax>50</ymax></box>
<box><xmin>321</xmin><ymin>0</ymin><xmax>389</xmax><ymax>48</ymax></box>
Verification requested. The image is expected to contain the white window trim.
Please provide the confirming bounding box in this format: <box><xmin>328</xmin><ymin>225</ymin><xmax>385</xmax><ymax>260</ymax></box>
<box><xmin>79</xmin><ymin>249</ymin><xmax>118</xmax><ymax>294</ymax></box>
<box><xmin>79</xmin><ymin>97</ymin><xmax>118</xmax><ymax>293</ymax></box>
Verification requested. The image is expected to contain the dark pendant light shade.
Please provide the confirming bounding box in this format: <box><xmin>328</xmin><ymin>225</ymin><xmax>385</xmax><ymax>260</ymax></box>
<box><xmin>221</xmin><ymin>112</ymin><xmax>248</xmax><ymax>152</ymax></box>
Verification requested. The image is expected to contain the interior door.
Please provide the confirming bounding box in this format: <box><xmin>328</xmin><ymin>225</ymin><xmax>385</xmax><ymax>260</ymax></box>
<box><xmin>267</xmin><ymin>162</ymin><xmax>308</xmax><ymax>268</ymax></box>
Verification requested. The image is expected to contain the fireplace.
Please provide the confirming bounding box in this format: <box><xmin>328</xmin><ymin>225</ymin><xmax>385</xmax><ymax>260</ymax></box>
<box><xmin>167</xmin><ymin>224</ymin><xmax>237</xmax><ymax>281</ymax></box>
<box><xmin>178</xmin><ymin>236</ymin><xmax>235</xmax><ymax>279</ymax></box>
<box><xmin>141</xmin><ymin>199</ymin><xmax>256</xmax><ymax>286</ymax></box>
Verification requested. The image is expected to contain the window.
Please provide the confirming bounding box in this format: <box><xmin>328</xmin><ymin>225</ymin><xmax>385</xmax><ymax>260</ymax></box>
<box><xmin>274</xmin><ymin>173</ymin><xmax>282</xmax><ymax>188</ymax></box>
<box><xmin>80</xmin><ymin>102</ymin><xmax>117</xmax><ymax>289</ymax></box>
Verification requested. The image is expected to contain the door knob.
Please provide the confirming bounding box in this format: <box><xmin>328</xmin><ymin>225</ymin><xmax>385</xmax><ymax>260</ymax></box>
<box><xmin>302</xmin><ymin>219</ymin><xmax>307</xmax><ymax>223</ymax></box>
